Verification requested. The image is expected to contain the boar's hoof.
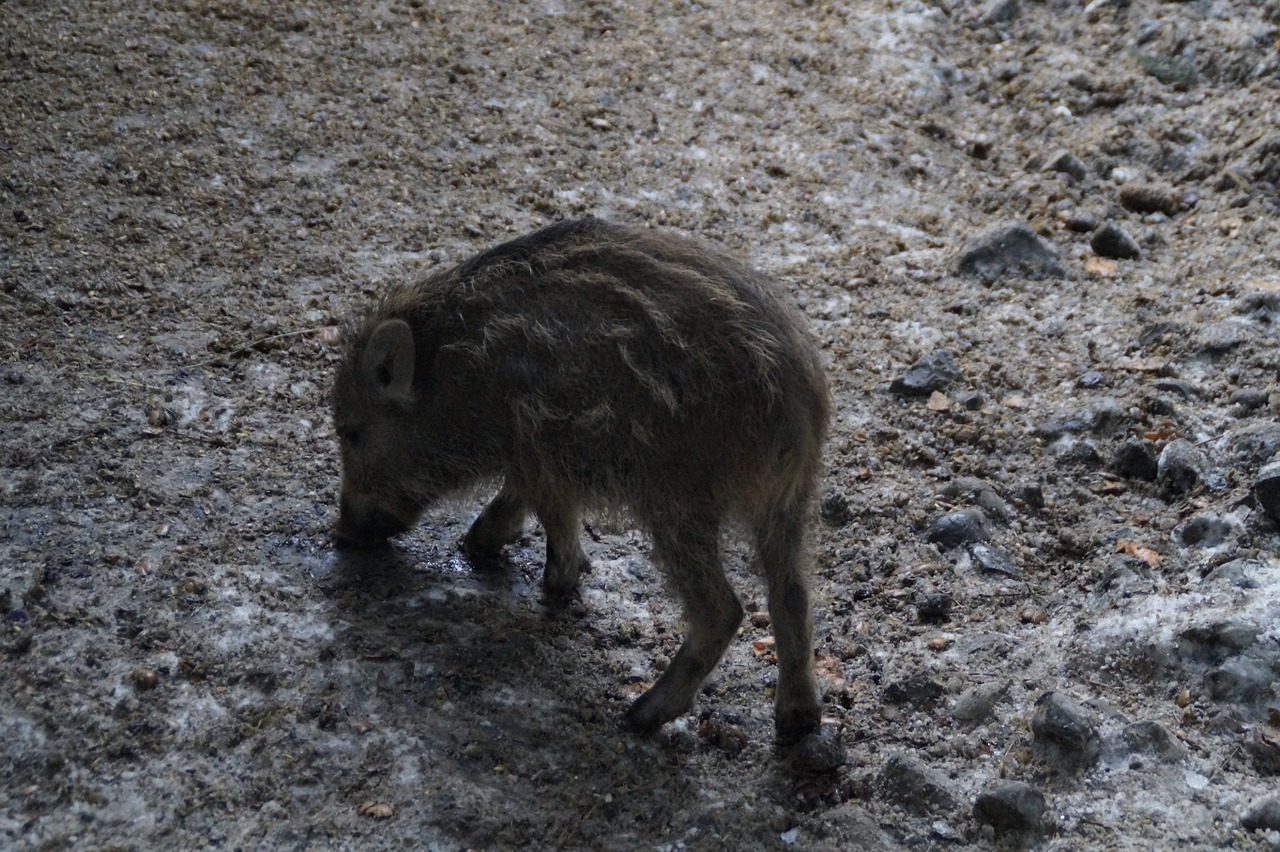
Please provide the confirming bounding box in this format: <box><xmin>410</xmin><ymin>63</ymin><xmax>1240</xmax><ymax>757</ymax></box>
<box><xmin>775</xmin><ymin>701</ymin><xmax>822</xmax><ymax>746</ymax></box>
<box><xmin>622</xmin><ymin>693</ymin><xmax>671</xmax><ymax>735</ymax></box>
<box><xmin>333</xmin><ymin>502</ymin><xmax>410</xmax><ymax>549</ymax></box>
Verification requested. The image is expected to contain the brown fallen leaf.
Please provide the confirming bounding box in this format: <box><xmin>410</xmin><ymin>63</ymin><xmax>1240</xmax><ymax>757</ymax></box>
<box><xmin>1085</xmin><ymin>257</ymin><xmax>1118</xmax><ymax>277</ymax></box>
<box><xmin>1117</xmin><ymin>540</ymin><xmax>1162</xmax><ymax>568</ymax></box>
<box><xmin>357</xmin><ymin>801</ymin><xmax>394</xmax><ymax>819</ymax></box>
<box><xmin>927</xmin><ymin>391</ymin><xmax>951</xmax><ymax>412</ymax></box>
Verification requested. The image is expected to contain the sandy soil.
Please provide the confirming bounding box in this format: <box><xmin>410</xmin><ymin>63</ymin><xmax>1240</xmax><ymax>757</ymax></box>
<box><xmin>3</xmin><ymin>0</ymin><xmax>1280</xmax><ymax>849</ymax></box>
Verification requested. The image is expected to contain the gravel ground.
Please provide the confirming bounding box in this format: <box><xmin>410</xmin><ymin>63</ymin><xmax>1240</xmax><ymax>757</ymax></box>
<box><xmin>3</xmin><ymin>0</ymin><xmax>1280</xmax><ymax>849</ymax></box>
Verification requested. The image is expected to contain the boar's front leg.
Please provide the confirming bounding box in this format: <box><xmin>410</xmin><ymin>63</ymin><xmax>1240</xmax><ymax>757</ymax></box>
<box><xmin>462</xmin><ymin>481</ymin><xmax>529</xmax><ymax>557</ymax></box>
<box><xmin>625</xmin><ymin>518</ymin><xmax>743</xmax><ymax>733</ymax></box>
<box><xmin>536</xmin><ymin>500</ymin><xmax>591</xmax><ymax>598</ymax></box>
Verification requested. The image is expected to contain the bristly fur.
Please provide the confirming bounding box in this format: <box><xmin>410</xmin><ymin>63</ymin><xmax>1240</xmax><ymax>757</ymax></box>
<box><xmin>333</xmin><ymin>217</ymin><xmax>831</xmax><ymax>743</ymax></box>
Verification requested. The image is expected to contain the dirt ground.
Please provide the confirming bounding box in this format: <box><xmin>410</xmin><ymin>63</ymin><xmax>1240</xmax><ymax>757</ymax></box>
<box><xmin>4</xmin><ymin>0</ymin><xmax>1280</xmax><ymax>849</ymax></box>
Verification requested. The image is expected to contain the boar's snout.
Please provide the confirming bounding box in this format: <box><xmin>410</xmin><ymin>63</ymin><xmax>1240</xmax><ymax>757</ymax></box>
<box><xmin>334</xmin><ymin>493</ymin><xmax>412</xmax><ymax>549</ymax></box>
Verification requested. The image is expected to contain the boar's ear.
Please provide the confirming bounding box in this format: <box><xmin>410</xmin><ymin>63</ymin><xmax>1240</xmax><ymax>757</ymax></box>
<box><xmin>360</xmin><ymin>319</ymin><xmax>416</xmax><ymax>404</ymax></box>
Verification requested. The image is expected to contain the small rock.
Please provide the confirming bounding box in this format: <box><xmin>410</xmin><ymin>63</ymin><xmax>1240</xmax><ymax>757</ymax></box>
<box><xmin>915</xmin><ymin>591</ymin><xmax>953</xmax><ymax>623</ymax></box>
<box><xmin>820</xmin><ymin>487</ymin><xmax>854</xmax><ymax>527</ymax></box>
<box><xmin>1177</xmin><ymin>513</ymin><xmax>1235</xmax><ymax>548</ymax></box>
<box><xmin>1156</xmin><ymin>439</ymin><xmax>1206</xmax><ymax>494</ymax></box>
<box><xmin>875</xmin><ymin>754</ymin><xmax>959</xmax><ymax>814</ymax></box>
<box><xmin>957</xmin><ymin>223</ymin><xmax>1067</xmax><ymax>281</ymax></box>
<box><xmin>890</xmin><ymin>350</ymin><xmax>963</xmax><ymax>397</ymax></box>
<box><xmin>1091</xmin><ymin>222</ymin><xmax>1141</xmax><ymax>259</ymax></box>
<box><xmin>1230</xmin><ymin>423</ymin><xmax>1280</xmax><ymax>466</ymax></box>
<box><xmin>1204</xmin><ymin>658</ymin><xmax>1276</xmax><ymax>704</ymax></box>
<box><xmin>1136</xmin><ymin>320</ymin><xmax>1187</xmax><ymax>351</ymax></box>
<box><xmin>979</xmin><ymin>0</ymin><xmax>1020</xmax><ymax>24</ymax></box>
<box><xmin>1241</xmin><ymin>798</ymin><xmax>1280</xmax><ymax>832</ymax></box>
<box><xmin>939</xmin><ymin>477</ymin><xmax>1013</xmax><ymax>522</ymax></box>
<box><xmin>1031</xmin><ymin>691</ymin><xmax>1101</xmax><ymax>764</ymax></box>
<box><xmin>1237</xmin><ymin>289</ymin><xmax>1280</xmax><ymax>320</ymax></box>
<box><xmin>953</xmin><ymin>681</ymin><xmax>1010</xmax><ymax>723</ymax></box>
<box><xmin>786</xmin><ymin>725</ymin><xmax>846</xmax><ymax>773</ymax></box>
<box><xmin>1061</xmin><ymin>211</ymin><xmax>1100</xmax><ymax>232</ymax></box>
<box><xmin>1118</xmin><ymin>182</ymin><xmax>1180</xmax><ymax>216</ymax></box>
<box><xmin>968</xmin><ymin>543</ymin><xmax>1019</xmax><ymax>577</ymax></box>
<box><xmin>1053</xmin><ymin>437</ymin><xmax>1102</xmax><ymax>469</ymax></box>
<box><xmin>1230</xmin><ymin>388</ymin><xmax>1268</xmax><ymax>410</ymax></box>
<box><xmin>1110</xmin><ymin>438</ymin><xmax>1158</xmax><ymax>481</ymax></box>
<box><xmin>1076</xmin><ymin>370</ymin><xmax>1108</xmax><ymax>389</ymax></box>
<box><xmin>1121</xmin><ymin>721</ymin><xmax>1187</xmax><ymax>763</ymax></box>
<box><xmin>883</xmin><ymin>676</ymin><xmax>945</xmax><ymax>708</ymax></box>
<box><xmin>1255</xmin><ymin>461</ymin><xmax>1280</xmax><ymax>523</ymax></box>
<box><xmin>1034</xmin><ymin>399</ymin><xmax>1125</xmax><ymax>438</ymax></box>
<box><xmin>927</xmin><ymin>508</ymin><xmax>990</xmax><ymax>549</ymax></box>
<box><xmin>974</xmin><ymin>781</ymin><xmax>1046</xmax><ymax>833</ymax></box>
<box><xmin>1045</xmin><ymin>149</ymin><xmax>1087</xmax><ymax>181</ymax></box>
<box><xmin>1015</xmin><ymin>484</ymin><xmax>1045</xmax><ymax>511</ymax></box>
<box><xmin>1198</xmin><ymin>320</ymin><xmax>1254</xmax><ymax>354</ymax></box>
<box><xmin>1242</xmin><ymin>725</ymin><xmax>1280</xmax><ymax>776</ymax></box>
<box><xmin>1204</xmin><ymin>559</ymin><xmax>1261</xmax><ymax>590</ymax></box>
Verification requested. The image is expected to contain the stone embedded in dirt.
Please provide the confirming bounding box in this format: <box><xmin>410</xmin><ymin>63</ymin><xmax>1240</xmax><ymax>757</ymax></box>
<box><xmin>1091</xmin><ymin>221</ymin><xmax>1142</xmax><ymax>259</ymax></box>
<box><xmin>1254</xmin><ymin>461</ymin><xmax>1280</xmax><ymax>523</ymax></box>
<box><xmin>1205</xmin><ymin>559</ymin><xmax>1262</xmax><ymax>590</ymax></box>
<box><xmin>1242</xmin><ymin>725</ymin><xmax>1280</xmax><ymax>776</ymax></box>
<box><xmin>1062</xmin><ymin>211</ymin><xmax>1100</xmax><ymax>232</ymax></box>
<box><xmin>1241</xmin><ymin>798</ymin><xmax>1280</xmax><ymax>832</ymax></box>
<box><xmin>927</xmin><ymin>507</ymin><xmax>990</xmax><ymax>549</ymax></box>
<box><xmin>1034</xmin><ymin>399</ymin><xmax>1126</xmax><ymax>439</ymax></box>
<box><xmin>785</xmin><ymin>725</ymin><xmax>846</xmax><ymax>774</ymax></box>
<box><xmin>968</xmin><ymin>543</ymin><xmax>1019</xmax><ymax>577</ymax></box>
<box><xmin>957</xmin><ymin>223</ymin><xmax>1067</xmax><ymax>282</ymax></box>
<box><xmin>883</xmin><ymin>675</ymin><xmax>945</xmax><ymax>708</ymax></box>
<box><xmin>940</xmin><ymin>477</ymin><xmax>1013</xmax><ymax>522</ymax></box>
<box><xmin>1156</xmin><ymin>439</ymin><xmax>1207</xmax><ymax>494</ymax></box>
<box><xmin>1044</xmin><ymin>149</ymin><xmax>1087</xmax><ymax>181</ymax></box>
<box><xmin>889</xmin><ymin>349</ymin><xmax>963</xmax><ymax>396</ymax></box>
<box><xmin>1136</xmin><ymin>320</ymin><xmax>1188</xmax><ymax>351</ymax></box>
<box><xmin>1110</xmin><ymin>437</ymin><xmax>1159</xmax><ymax>481</ymax></box>
<box><xmin>1075</xmin><ymin>370</ymin><xmax>1108</xmax><ymax>389</ymax></box>
<box><xmin>1230</xmin><ymin>423</ymin><xmax>1280</xmax><ymax>466</ymax></box>
<box><xmin>914</xmin><ymin>591</ymin><xmax>953</xmax><ymax>623</ymax></box>
<box><xmin>979</xmin><ymin>0</ymin><xmax>1020</xmax><ymax>25</ymax></box>
<box><xmin>953</xmin><ymin>680</ymin><xmax>1010</xmax><ymax>723</ymax></box>
<box><xmin>1198</xmin><ymin>319</ymin><xmax>1255</xmax><ymax>354</ymax></box>
<box><xmin>1121</xmin><ymin>721</ymin><xmax>1187</xmax><ymax>763</ymax></box>
<box><xmin>973</xmin><ymin>781</ymin><xmax>1046</xmax><ymax>833</ymax></box>
<box><xmin>819</xmin><ymin>486</ymin><xmax>854</xmax><ymax>527</ymax></box>
<box><xmin>1052</xmin><ymin>437</ymin><xmax>1102</xmax><ymax>469</ymax></box>
<box><xmin>1204</xmin><ymin>657</ymin><xmax>1276</xmax><ymax>704</ymax></box>
<box><xmin>1031</xmin><ymin>691</ymin><xmax>1101</xmax><ymax>764</ymax></box>
<box><xmin>1118</xmin><ymin>182</ymin><xmax>1180</xmax><ymax>216</ymax></box>
<box><xmin>1176</xmin><ymin>513</ymin><xmax>1236</xmax><ymax>548</ymax></box>
<box><xmin>1237</xmin><ymin>288</ymin><xmax>1280</xmax><ymax>320</ymax></box>
<box><xmin>1230</xmin><ymin>387</ymin><xmax>1268</xmax><ymax>410</ymax></box>
<box><xmin>875</xmin><ymin>753</ymin><xmax>959</xmax><ymax>815</ymax></box>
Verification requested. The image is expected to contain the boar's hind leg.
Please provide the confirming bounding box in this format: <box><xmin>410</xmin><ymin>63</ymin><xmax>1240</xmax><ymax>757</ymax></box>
<box><xmin>462</xmin><ymin>483</ymin><xmax>529</xmax><ymax>556</ymax></box>
<box><xmin>537</xmin><ymin>501</ymin><xmax>591</xmax><ymax>598</ymax></box>
<box><xmin>757</xmin><ymin>505</ymin><xmax>821</xmax><ymax>744</ymax></box>
<box><xmin>625</xmin><ymin>521</ymin><xmax>742</xmax><ymax>733</ymax></box>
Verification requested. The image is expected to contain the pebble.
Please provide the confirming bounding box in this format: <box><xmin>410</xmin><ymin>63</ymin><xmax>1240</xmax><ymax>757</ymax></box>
<box><xmin>889</xmin><ymin>350</ymin><xmax>963</xmax><ymax>397</ymax></box>
<box><xmin>819</xmin><ymin>487</ymin><xmax>854</xmax><ymax>527</ymax></box>
<box><xmin>939</xmin><ymin>477</ymin><xmax>1013</xmax><ymax>522</ymax></box>
<box><xmin>1241</xmin><ymin>798</ymin><xmax>1280</xmax><ymax>832</ymax></box>
<box><xmin>1034</xmin><ymin>399</ymin><xmax>1125</xmax><ymax>438</ymax></box>
<box><xmin>927</xmin><ymin>508</ymin><xmax>990</xmax><ymax>549</ymax></box>
<box><xmin>1204</xmin><ymin>657</ymin><xmax>1275</xmax><ymax>704</ymax></box>
<box><xmin>1230</xmin><ymin>387</ymin><xmax>1268</xmax><ymax>410</ymax></box>
<box><xmin>875</xmin><ymin>754</ymin><xmax>959</xmax><ymax>815</ymax></box>
<box><xmin>979</xmin><ymin>0</ymin><xmax>1021</xmax><ymax>25</ymax></box>
<box><xmin>1230</xmin><ymin>423</ymin><xmax>1280</xmax><ymax>466</ymax></box>
<box><xmin>1075</xmin><ymin>370</ymin><xmax>1108</xmax><ymax>389</ymax></box>
<box><xmin>953</xmin><ymin>681</ymin><xmax>1010</xmax><ymax>723</ymax></box>
<box><xmin>973</xmin><ymin>781</ymin><xmax>1046</xmax><ymax>833</ymax></box>
<box><xmin>1091</xmin><ymin>222</ymin><xmax>1141</xmax><ymax>259</ymax></box>
<box><xmin>883</xmin><ymin>675</ymin><xmax>946</xmax><ymax>708</ymax></box>
<box><xmin>1110</xmin><ymin>437</ymin><xmax>1158</xmax><ymax>481</ymax></box>
<box><xmin>1254</xmin><ymin>461</ymin><xmax>1280</xmax><ymax>523</ymax></box>
<box><xmin>1118</xmin><ymin>182</ymin><xmax>1180</xmax><ymax>216</ymax></box>
<box><xmin>786</xmin><ymin>725</ymin><xmax>846</xmax><ymax>774</ymax></box>
<box><xmin>1121</xmin><ymin>721</ymin><xmax>1187</xmax><ymax>763</ymax></box>
<box><xmin>1176</xmin><ymin>513</ymin><xmax>1234</xmax><ymax>548</ymax></box>
<box><xmin>1053</xmin><ymin>437</ymin><xmax>1102</xmax><ymax>469</ymax></box>
<box><xmin>957</xmin><ymin>223</ymin><xmax>1067</xmax><ymax>281</ymax></box>
<box><xmin>1044</xmin><ymin>149</ymin><xmax>1087</xmax><ymax>181</ymax></box>
<box><xmin>1204</xmin><ymin>558</ymin><xmax>1261</xmax><ymax>590</ymax></box>
<box><xmin>1198</xmin><ymin>320</ymin><xmax>1254</xmax><ymax>354</ymax></box>
<box><xmin>915</xmin><ymin>591</ymin><xmax>953</xmax><ymax>623</ymax></box>
<box><xmin>968</xmin><ymin>543</ymin><xmax>1019</xmax><ymax>577</ymax></box>
<box><xmin>1031</xmin><ymin>691</ymin><xmax>1101</xmax><ymax>764</ymax></box>
<box><xmin>1242</xmin><ymin>725</ymin><xmax>1280</xmax><ymax>775</ymax></box>
<box><xmin>1156</xmin><ymin>439</ymin><xmax>1206</xmax><ymax>494</ymax></box>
